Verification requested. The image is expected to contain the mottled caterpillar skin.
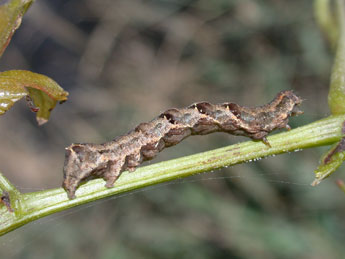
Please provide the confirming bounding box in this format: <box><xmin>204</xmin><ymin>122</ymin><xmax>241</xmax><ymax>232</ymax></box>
<box><xmin>63</xmin><ymin>90</ymin><xmax>303</xmax><ymax>199</ymax></box>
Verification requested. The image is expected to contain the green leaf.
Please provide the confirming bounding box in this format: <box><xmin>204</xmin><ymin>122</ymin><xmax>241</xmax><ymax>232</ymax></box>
<box><xmin>0</xmin><ymin>1</ymin><xmax>67</xmax><ymax>124</ymax></box>
<box><xmin>312</xmin><ymin>139</ymin><xmax>345</xmax><ymax>185</ymax></box>
<box><xmin>0</xmin><ymin>70</ymin><xmax>68</xmax><ymax>125</ymax></box>
<box><xmin>0</xmin><ymin>0</ymin><xmax>34</xmax><ymax>58</ymax></box>
<box><xmin>312</xmin><ymin>120</ymin><xmax>345</xmax><ymax>185</ymax></box>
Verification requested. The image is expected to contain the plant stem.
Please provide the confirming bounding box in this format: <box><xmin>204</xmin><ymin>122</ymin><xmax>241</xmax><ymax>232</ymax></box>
<box><xmin>0</xmin><ymin>172</ymin><xmax>18</xmax><ymax>194</ymax></box>
<box><xmin>328</xmin><ymin>0</ymin><xmax>345</xmax><ymax>114</ymax></box>
<box><xmin>0</xmin><ymin>114</ymin><xmax>344</xmax><ymax>235</ymax></box>
<box><xmin>314</xmin><ymin>0</ymin><xmax>338</xmax><ymax>49</ymax></box>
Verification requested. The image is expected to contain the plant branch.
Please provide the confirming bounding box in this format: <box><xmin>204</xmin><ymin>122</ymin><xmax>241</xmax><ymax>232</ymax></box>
<box><xmin>0</xmin><ymin>114</ymin><xmax>344</xmax><ymax>236</ymax></box>
<box><xmin>0</xmin><ymin>172</ymin><xmax>18</xmax><ymax>194</ymax></box>
<box><xmin>314</xmin><ymin>0</ymin><xmax>338</xmax><ymax>49</ymax></box>
<box><xmin>328</xmin><ymin>0</ymin><xmax>345</xmax><ymax>114</ymax></box>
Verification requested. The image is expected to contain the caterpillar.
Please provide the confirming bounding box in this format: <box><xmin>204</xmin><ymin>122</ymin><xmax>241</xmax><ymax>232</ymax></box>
<box><xmin>63</xmin><ymin>90</ymin><xmax>303</xmax><ymax>199</ymax></box>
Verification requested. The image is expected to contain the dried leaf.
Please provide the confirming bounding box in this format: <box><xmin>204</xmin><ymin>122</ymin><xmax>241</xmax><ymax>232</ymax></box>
<box><xmin>0</xmin><ymin>0</ymin><xmax>33</xmax><ymax>58</ymax></box>
<box><xmin>0</xmin><ymin>70</ymin><xmax>68</xmax><ymax>125</ymax></box>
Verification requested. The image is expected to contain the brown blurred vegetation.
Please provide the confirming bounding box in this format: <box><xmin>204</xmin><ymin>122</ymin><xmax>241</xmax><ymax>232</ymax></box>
<box><xmin>1</xmin><ymin>0</ymin><xmax>345</xmax><ymax>258</ymax></box>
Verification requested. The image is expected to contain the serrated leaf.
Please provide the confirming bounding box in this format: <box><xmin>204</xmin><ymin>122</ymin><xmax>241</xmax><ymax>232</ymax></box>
<box><xmin>0</xmin><ymin>70</ymin><xmax>68</xmax><ymax>125</ymax></box>
<box><xmin>0</xmin><ymin>0</ymin><xmax>34</xmax><ymax>58</ymax></box>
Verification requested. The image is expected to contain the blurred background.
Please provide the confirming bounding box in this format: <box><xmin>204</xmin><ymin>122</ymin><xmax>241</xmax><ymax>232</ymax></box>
<box><xmin>1</xmin><ymin>0</ymin><xmax>345</xmax><ymax>258</ymax></box>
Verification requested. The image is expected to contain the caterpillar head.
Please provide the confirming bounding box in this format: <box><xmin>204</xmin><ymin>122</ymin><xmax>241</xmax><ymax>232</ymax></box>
<box><xmin>62</xmin><ymin>144</ymin><xmax>103</xmax><ymax>199</ymax></box>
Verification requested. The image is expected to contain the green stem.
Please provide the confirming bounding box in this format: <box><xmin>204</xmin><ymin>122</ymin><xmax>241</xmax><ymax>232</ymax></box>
<box><xmin>328</xmin><ymin>0</ymin><xmax>345</xmax><ymax>114</ymax></box>
<box><xmin>0</xmin><ymin>172</ymin><xmax>21</xmax><ymax>212</ymax></box>
<box><xmin>0</xmin><ymin>114</ymin><xmax>344</xmax><ymax>236</ymax></box>
<box><xmin>314</xmin><ymin>0</ymin><xmax>338</xmax><ymax>49</ymax></box>
<box><xmin>0</xmin><ymin>171</ymin><xmax>18</xmax><ymax>193</ymax></box>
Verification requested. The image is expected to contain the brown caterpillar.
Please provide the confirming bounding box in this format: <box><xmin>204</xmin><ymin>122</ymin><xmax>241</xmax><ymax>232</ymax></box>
<box><xmin>63</xmin><ymin>90</ymin><xmax>303</xmax><ymax>199</ymax></box>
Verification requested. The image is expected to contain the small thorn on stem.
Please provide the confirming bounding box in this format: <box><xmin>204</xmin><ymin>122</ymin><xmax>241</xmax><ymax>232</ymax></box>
<box><xmin>262</xmin><ymin>137</ymin><xmax>272</xmax><ymax>148</ymax></box>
